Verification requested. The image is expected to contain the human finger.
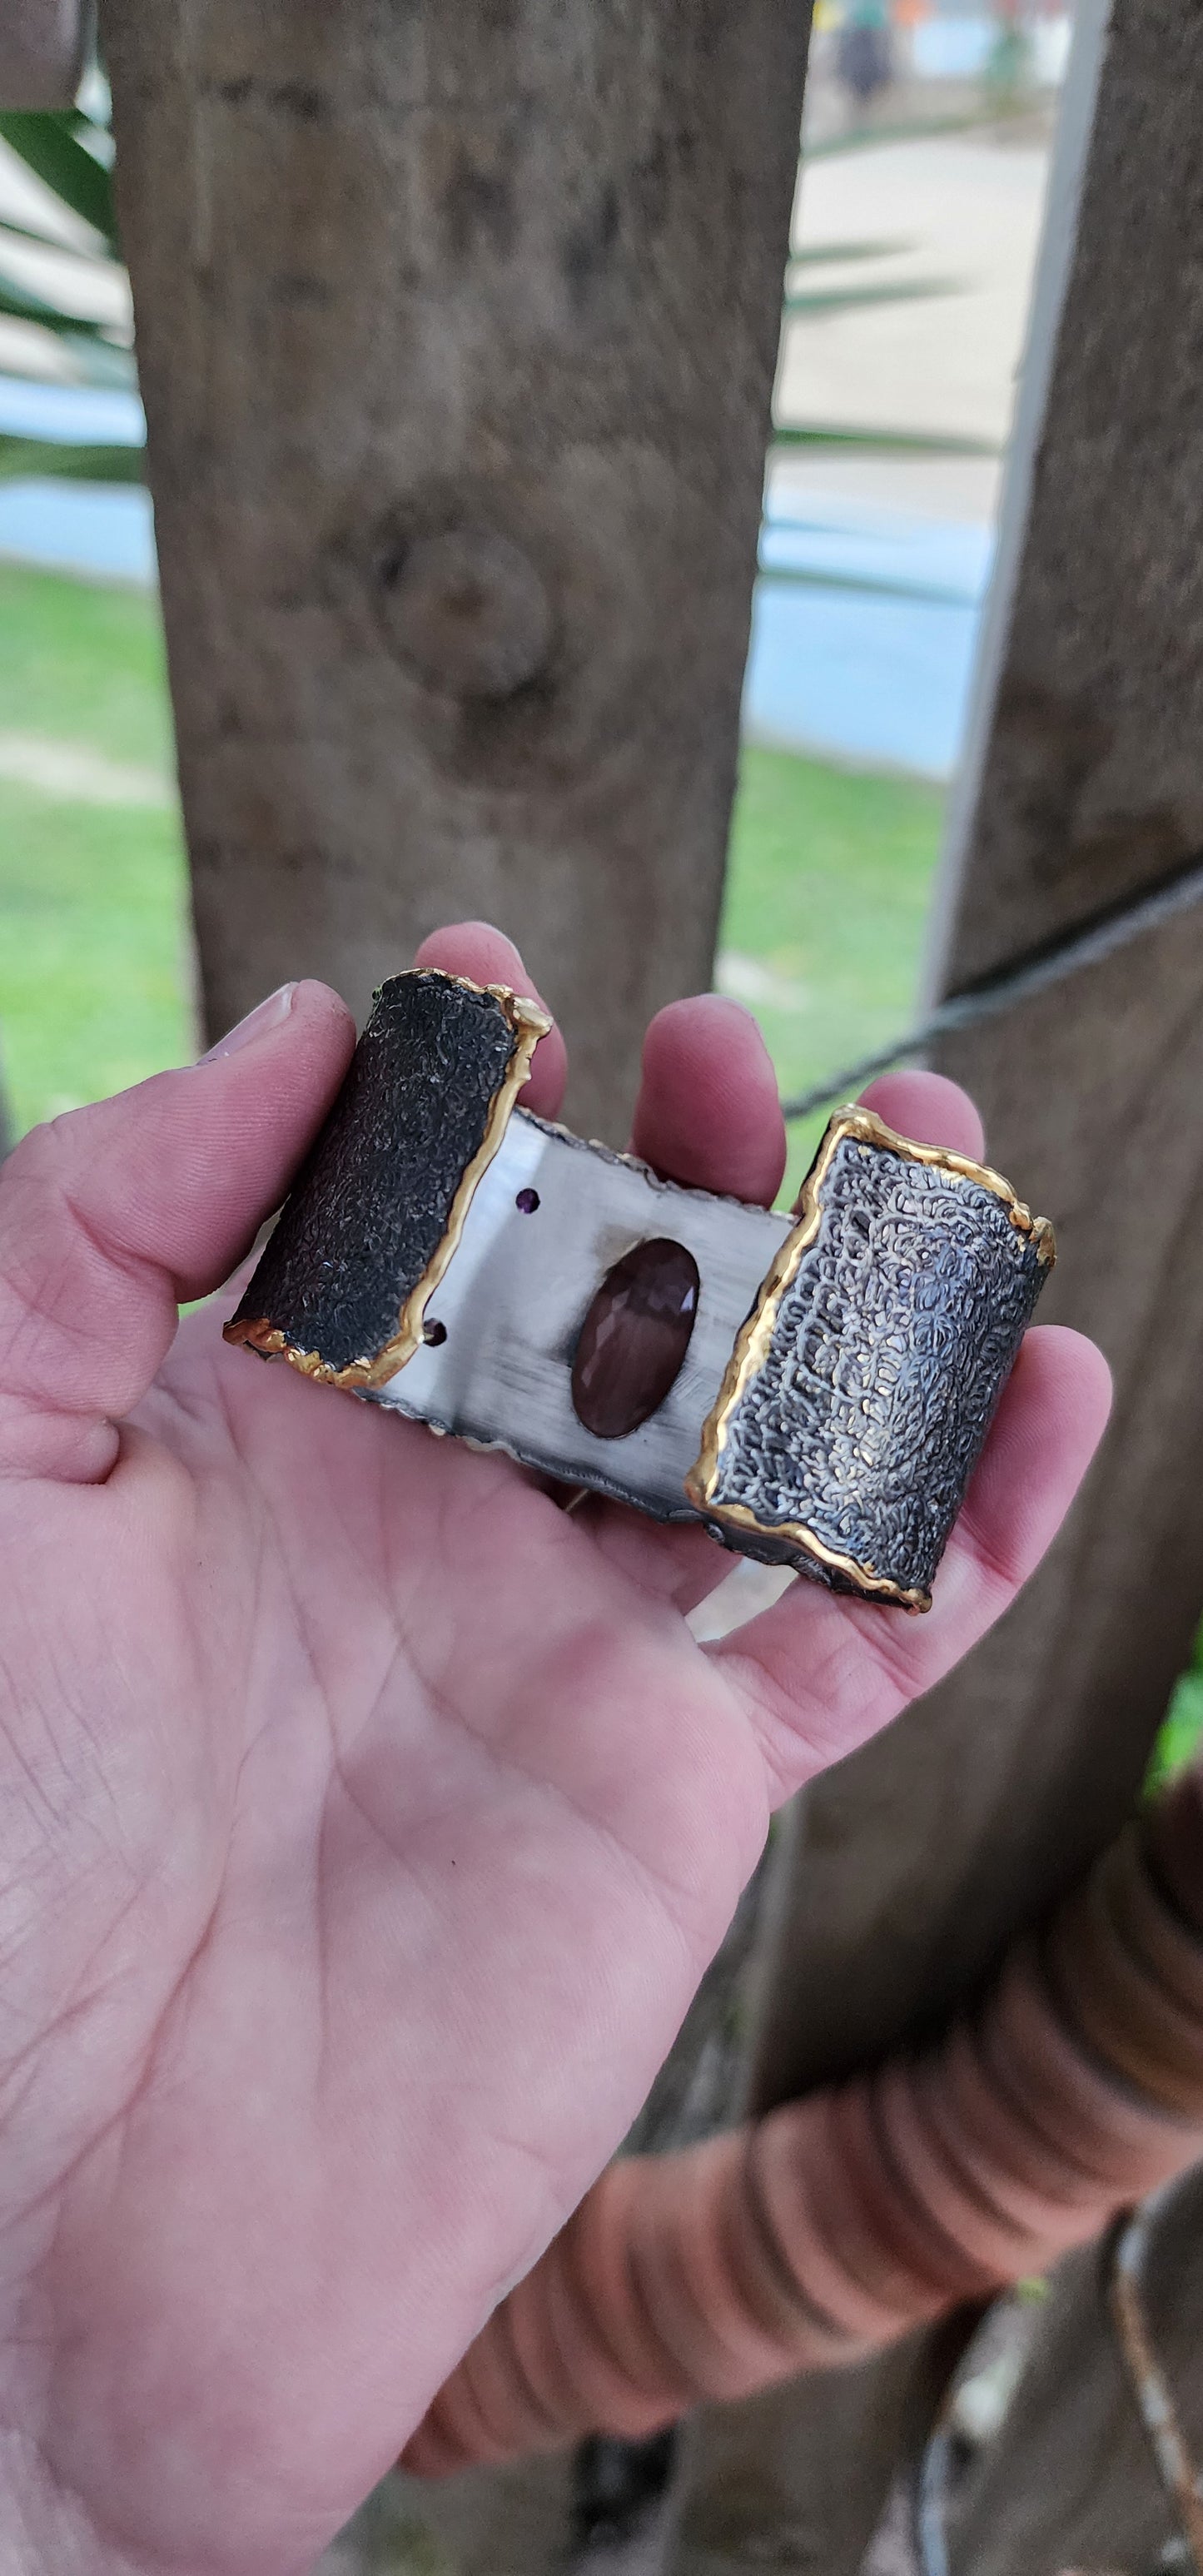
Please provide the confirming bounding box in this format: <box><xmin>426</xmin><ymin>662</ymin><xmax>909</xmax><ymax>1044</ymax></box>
<box><xmin>858</xmin><ymin>1068</ymin><xmax>986</xmax><ymax>1162</ymax></box>
<box><xmin>414</xmin><ymin>921</ymin><xmax>566</xmax><ymax>1118</ymax></box>
<box><xmin>582</xmin><ymin>996</ymin><xmax>784</xmax><ymax>1605</ymax></box>
<box><xmin>0</xmin><ymin>982</ymin><xmax>355</xmax><ymax>1484</ymax></box>
<box><xmin>630</xmin><ymin>994</ymin><xmax>786</xmax><ymax>1206</ymax></box>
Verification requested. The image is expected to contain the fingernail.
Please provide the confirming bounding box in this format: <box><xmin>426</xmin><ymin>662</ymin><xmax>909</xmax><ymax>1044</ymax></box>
<box><xmin>200</xmin><ymin>983</ymin><xmax>298</xmax><ymax>1063</ymax></box>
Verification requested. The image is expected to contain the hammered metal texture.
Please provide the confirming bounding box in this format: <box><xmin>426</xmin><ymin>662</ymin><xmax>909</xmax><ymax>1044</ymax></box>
<box><xmin>706</xmin><ymin>1134</ymin><xmax>1048</xmax><ymax>1599</ymax></box>
<box><xmin>230</xmin><ymin>973</ymin><xmax>518</xmax><ymax>1374</ymax></box>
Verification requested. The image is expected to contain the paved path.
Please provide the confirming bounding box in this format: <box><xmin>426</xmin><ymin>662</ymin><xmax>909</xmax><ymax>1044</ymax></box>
<box><xmin>778</xmin><ymin>123</ymin><xmax>1053</xmax><ymax>468</ymax></box>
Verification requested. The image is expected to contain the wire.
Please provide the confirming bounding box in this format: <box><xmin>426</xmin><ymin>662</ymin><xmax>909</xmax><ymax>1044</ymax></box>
<box><xmin>1110</xmin><ymin>2184</ymin><xmax>1203</xmax><ymax>2574</ymax></box>
<box><xmin>780</xmin><ymin>851</ymin><xmax>1203</xmax><ymax>1121</ymax></box>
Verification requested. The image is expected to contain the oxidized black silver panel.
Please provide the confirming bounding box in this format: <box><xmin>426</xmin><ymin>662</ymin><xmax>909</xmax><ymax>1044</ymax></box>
<box><xmin>687</xmin><ymin>1115</ymin><xmax>1053</xmax><ymax>1609</ymax></box>
<box><xmin>226</xmin><ymin>970</ymin><xmax>547</xmax><ymax>1385</ymax></box>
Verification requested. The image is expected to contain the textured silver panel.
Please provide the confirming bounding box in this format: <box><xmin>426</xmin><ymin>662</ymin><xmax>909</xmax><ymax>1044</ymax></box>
<box><xmin>702</xmin><ymin>1129</ymin><xmax>1049</xmax><ymax>1599</ymax></box>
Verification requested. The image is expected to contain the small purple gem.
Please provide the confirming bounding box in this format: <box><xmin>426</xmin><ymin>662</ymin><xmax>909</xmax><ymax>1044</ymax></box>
<box><xmin>515</xmin><ymin>1187</ymin><xmax>540</xmax><ymax>1214</ymax></box>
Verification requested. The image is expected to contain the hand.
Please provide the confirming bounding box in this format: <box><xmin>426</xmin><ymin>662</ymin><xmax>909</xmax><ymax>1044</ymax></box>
<box><xmin>0</xmin><ymin>923</ymin><xmax>1109</xmax><ymax>2576</ymax></box>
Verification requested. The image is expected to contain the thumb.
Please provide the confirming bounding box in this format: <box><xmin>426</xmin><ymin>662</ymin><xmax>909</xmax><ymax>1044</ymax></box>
<box><xmin>0</xmin><ymin>981</ymin><xmax>355</xmax><ymax>1484</ymax></box>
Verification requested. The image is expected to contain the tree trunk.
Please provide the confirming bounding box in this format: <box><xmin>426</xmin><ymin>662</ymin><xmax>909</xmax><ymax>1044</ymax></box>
<box><xmin>101</xmin><ymin>0</ymin><xmax>809</xmax><ymax>1138</ymax></box>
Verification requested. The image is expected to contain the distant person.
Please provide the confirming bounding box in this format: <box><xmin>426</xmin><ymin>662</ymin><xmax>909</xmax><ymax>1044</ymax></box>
<box><xmin>987</xmin><ymin>0</ymin><xmax>1033</xmax><ymax>102</ymax></box>
<box><xmin>838</xmin><ymin>0</ymin><xmax>895</xmax><ymax>107</ymax></box>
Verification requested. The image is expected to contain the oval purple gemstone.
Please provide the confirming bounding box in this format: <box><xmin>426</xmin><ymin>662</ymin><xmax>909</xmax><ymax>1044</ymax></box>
<box><xmin>570</xmin><ymin>1237</ymin><xmax>700</xmax><ymax>1440</ymax></box>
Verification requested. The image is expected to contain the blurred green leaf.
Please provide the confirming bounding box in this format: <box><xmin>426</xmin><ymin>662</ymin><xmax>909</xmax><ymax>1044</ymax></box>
<box><xmin>758</xmin><ymin>561</ymin><xmax>977</xmax><ymax>609</ymax></box>
<box><xmin>0</xmin><ymin>102</ymin><xmax>139</xmax><ymax>463</ymax></box>
<box><xmin>0</xmin><ymin>111</ymin><xmax>117</xmax><ymax>251</ymax></box>
<box><xmin>0</xmin><ymin>267</ymin><xmax>117</xmax><ymax>340</ymax></box>
<box><xmin>771</xmin><ymin>422</ymin><xmax>1001</xmax><ymax>455</ymax></box>
<box><xmin>1146</xmin><ymin>1621</ymin><xmax>1203</xmax><ymax>1797</ymax></box>
<box><xmin>783</xmin><ymin>276</ymin><xmax>962</xmax><ymax>317</ymax></box>
<box><xmin>0</xmin><ymin>433</ymin><xmax>142</xmax><ymax>482</ymax></box>
<box><xmin>789</xmin><ymin>239</ymin><xmax>917</xmax><ymax>267</ymax></box>
<box><xmin>805</xmin><ymin>106</ymin><xmax>1027</xmax><ymax>160</ymax></box>
<box><xmin>0</xmin><ymin>210</ymin><xmax>101</xmax><ymax>253</ymax></box>
<box><xmin>55</xmin><ymin>335</ymin><xmax>137</xmax><ymax>390</ymax></box>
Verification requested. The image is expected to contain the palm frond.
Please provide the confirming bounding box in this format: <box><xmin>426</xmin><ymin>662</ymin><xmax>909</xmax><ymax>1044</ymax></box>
<box><xmin>0</xmin><ymin>267</ymin><xmax>121</xmax><ymax>341</ymax></box>
<box><xmin>0</xmin><ymin>109</ymin><xmax>117</xmax><ymax>250</ymax></box>
<box><xmin>0</xmin><ymin>208</ymin><xmax>103</xmax><ymax>252</ymax></box>
<box><xmin>770</xmin><ymin>423</ymin><xmax>1000</xmax><ymax>457</ymax></box>
<box><xmin>0</xmin><ymin>102</ymin><xmax>140</xmax><ymax>474</ymax></box>
<box><xmin>0</xmin><ymin>430</ymin><xmax>142</xmax><ymax>481</ymax></box>
<box><xmin>758</xmin><ymin>561</ymin><xmax>979</xmax><ymax>609</ymax></box>
<box><xmin>789</xmin><ymin>238</ymin><xmax>917</xmax><ymax>266</ymax></box>
<box><xmin>783</xmin><ymin>276</ymin><xmax>962</xmax><ymax>317</ymax></box>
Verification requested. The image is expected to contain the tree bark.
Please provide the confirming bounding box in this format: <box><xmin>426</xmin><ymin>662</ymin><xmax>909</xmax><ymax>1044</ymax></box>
<box><xmin>101</xmin><ymin>0</ymin><xmax>809</xmax><ymax>1138</ymax></box>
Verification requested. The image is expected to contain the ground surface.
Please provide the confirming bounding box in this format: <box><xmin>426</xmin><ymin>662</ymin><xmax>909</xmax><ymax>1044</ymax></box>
<box><xmin>779</xmin><ymin>125</ymin><xmax>1051</xmax><ymax>459</ymax></box>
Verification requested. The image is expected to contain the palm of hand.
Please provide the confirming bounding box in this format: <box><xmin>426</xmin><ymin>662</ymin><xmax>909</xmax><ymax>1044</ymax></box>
<box><xmin>0</xmin><ymin>926</ymin><xmax>1108</xmax><ymax>2576</ymax></box>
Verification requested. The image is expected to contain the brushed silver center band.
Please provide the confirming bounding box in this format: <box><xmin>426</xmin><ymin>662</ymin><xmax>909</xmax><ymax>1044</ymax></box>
<box><xmin>368</xmin><ymin>1108</ymin><xmax>792</xmax><ymax>1522</ymax></box>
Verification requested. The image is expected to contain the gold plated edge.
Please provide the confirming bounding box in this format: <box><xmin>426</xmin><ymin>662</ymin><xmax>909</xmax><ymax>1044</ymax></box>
<box><xmin>221</xmin><ymin>1317</ymin><xmax>349</xmax><ymax>1382</ymax></box>
<box><xmin>697</xmin><ymin>1501</ymin><xmax>932</xmax><ymax>1614</ymax></box>
<box><xmin>224</xmin><ymin>972</ymin><xmax>552</xmax><ymax>1391</ymax></box>
<box><xmin>683</xmin><ymin>1103</ymin><xmax>1055</xmax><ymax>1609</ymax></box>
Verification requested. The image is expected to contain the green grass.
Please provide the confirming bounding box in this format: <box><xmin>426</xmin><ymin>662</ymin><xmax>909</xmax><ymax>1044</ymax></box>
<box><xmin>0</xmin><ymin>786</ymin><xmax>192</xmax><ymax>1134</ymax></box>
<box><xmin>0</xmin><ymin>559</ymin><xmax>176</xmax><ymax>768</ymax></box>
<box><xmin>722</xmin><ymin>743</ymin><xmax>942</xmax><ymax>1201</ymax></box>
<box><xmin>0</xmin><ymin>564</ymin><xmax>191</xmax><ymax>1136</ymax></box>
